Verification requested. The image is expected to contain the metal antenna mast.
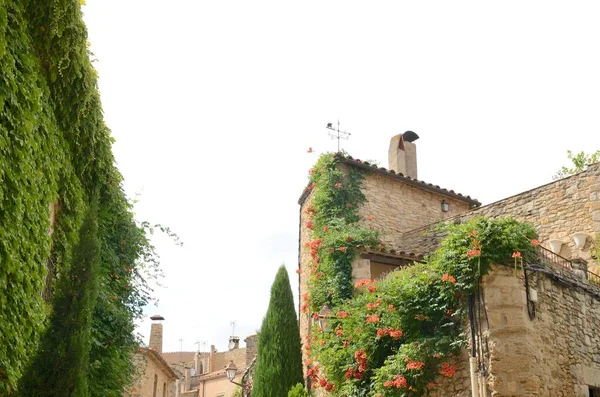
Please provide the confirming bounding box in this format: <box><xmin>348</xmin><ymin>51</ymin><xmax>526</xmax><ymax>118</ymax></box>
<box><xmin>230</xmin><ymin>321</ymin><xmax>236</xmax><ymax>336</ymax></box>
<box><xmin>326</xmin><ymin>120</ymin><xmax>351</xmax><ymax>152</ymax></box>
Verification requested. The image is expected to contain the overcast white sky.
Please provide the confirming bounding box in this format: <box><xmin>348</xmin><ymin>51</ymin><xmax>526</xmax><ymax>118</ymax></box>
<box><xmin>83</xmin><ymin>1</ymin><xmax>600</xmax><ymax>353</ymax></box>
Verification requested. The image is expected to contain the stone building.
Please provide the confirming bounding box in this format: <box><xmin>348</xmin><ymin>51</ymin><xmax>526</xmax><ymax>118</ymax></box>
<box><xmin>298</xmin><ymin>133</ymin><xmax>600</xmax><ymax>396</ymax></box>
<box><xmin>163</xmin><ymin>335</ymin><xmax>257</xmax><ymax>397</ymax></box>
<box><xmin>125</xmin><ymin>316</ymin><xmax>179</xmax><ymax>397</ymax></box>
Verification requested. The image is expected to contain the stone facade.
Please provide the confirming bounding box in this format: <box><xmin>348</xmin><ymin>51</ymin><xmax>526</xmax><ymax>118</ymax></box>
<box><xmin>358</xmin><ymin>171</ymin><xmax>473</xmax><ymax>252</ymax></box>
<box><xmin>298</xmin><ymin>153</ymin><xmax>480</xmax><ymax>384</ymax></box>
<box><xmin>125</xmin><ymin>349</ymin><xmax>178</xmax><ymax>397</ymax></box>
<box><xmin>174</xmin><ymin>335</ymin><xmax>257</xmax><ymax>397</ymax></box>
<box><xmin>298</xmin><ymin>138</ymin><xmax>600</xmax><ymax>395</ymax></box>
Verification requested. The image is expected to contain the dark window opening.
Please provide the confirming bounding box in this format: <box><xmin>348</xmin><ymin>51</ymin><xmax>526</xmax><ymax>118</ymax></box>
<box><xmin>590</xmin><ymin>386</ymin><xmax>600</xmax><ymax>397</ymax></box>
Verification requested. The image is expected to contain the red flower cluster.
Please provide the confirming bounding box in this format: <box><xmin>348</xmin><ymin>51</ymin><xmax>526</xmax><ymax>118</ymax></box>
<box><xmin>376</xmin><ymin>328</ymin><xmax>403</xmax><ymax>340</ymax></box>
<box><xmin>387</xmin><ymin>304</ymin><xmax>395</xmax><ymax>312</ymax></box>
<box><xmin>366</xmin><ymin>299</ymin><xmax>381</xmax><ymax>311</ymax></box>
<box><xmin>383</xmin><ymin>375</ymin><xmax>407</xmax><ymax>389</ymax></box>
<box><xmin>301</xmin><ymin>292</ymin><xmax>310</xmax><ymax>313</ymax></box>
<box><xmin>442</xmin><ymin>273</ymin><xmax>456</xmax><ymax>284</ymax></box>
<box><xmin>406</xmin><ymin>361</ymin><xmax>425</xmax><ymax>370</ymax></box>
<box><xmin>338</xmin><ymin>246</ymin><xmax>347</xmax><ymax>253</ymax></box>
<box><xmin>512</xmin><ymin>251</ymin><xmax>522</xmax><ymax>258</ymax></box>
<box><xmin>366</xmin><ymin>215</ymin><xmax>375</xmax><ymax>221</ymax></box>
<box><xmin>336</xmin><ymin>310</ymin><xmax>350</xmax><ymax>319</ymax></box>
<box><xmin>335</xmin><ymin>327</ymin><xmax>344</xmax><ymax>337</ymax></box>
<box><xmin>365</xmin><ymin>314</ymin><xmax>380</xmax><ymax>323</ymax></box>
<box><xmin>354</xmin><ymin>278</ymin><xmax>374</xmax><ymax>288</ymax></box>
<box><xmin>346</xmin><ymin>203</ymin><xmax>353</xmax><ymax>208</ymax></box>
<box><xmin>322</xmin><ymin>226</ymin><xmax>329</xmax><ymax>232</ymax></box>
<box><xmin>334</xmin><ymin>182</ymin><xmax>342</xmax><ymax>188</ymax></box>
<box><xmin>367</xmin><ymin>285</ymin><xmax>377</xmax><ymax>293</ymax></box>
<box><xmin>305</xmin><ymin>220</ymin><xmax>315</xmax><ymax>230</ymax></box>
<box><xmin>466</xmin><ymin>249</ymin><xmax>481</xmax><ymax>258</ymax></box>
<box><xmin>440</xmin><ymin>362</ymin><xmax>456</xmax><ymax>377</ymax></box>
<box><xmin>346</xmin><ymin>236</ymin><xmax>353</xmax><ymax>242</ymax></box>
<box><xmin>531</xmin><ymin>239</ymin><xmax>541</xmax><ymax>246</ymax></box>
<box><xmin>354</xmin><ymin>349</ymin><xmax>368</xmax><ymax>374</ymax></box>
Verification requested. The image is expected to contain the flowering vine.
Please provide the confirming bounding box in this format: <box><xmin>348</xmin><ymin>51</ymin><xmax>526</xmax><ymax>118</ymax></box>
<box><xmin>307</xmin><ymin>217</ymin><xmax>538</xmax><ymax>396</ymax></box>
<box><xmin>303</xmin><ymin>154</ymin><xmax>380</xmax><ymax>312</ymax></box>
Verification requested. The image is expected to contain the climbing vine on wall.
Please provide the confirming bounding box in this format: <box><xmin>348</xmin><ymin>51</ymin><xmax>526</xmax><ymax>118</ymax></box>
<box><xmin>305</xmin><ymin>217</ymin><xmax>538</xmax><ymax>396</ymax></box>
<box><xmin>0</xmin><ymin>0</ymin><xmax>168</xmax><ymax>394</ymax></box>
<box><xmin>302</xmin><ymin>153</ymin><xmax>380</xmax><ymax>314</ymax></box>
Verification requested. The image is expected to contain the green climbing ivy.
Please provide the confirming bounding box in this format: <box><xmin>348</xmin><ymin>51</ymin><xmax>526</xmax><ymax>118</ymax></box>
<box><xmin>305</xmin><ymin>217</ymin><xmax>538</xmax><ymax>396</ymax></box>
<box><xmin>0</xmin><ymin>0</ymin><xmax>168</xmax><ymax>394</ymax></box>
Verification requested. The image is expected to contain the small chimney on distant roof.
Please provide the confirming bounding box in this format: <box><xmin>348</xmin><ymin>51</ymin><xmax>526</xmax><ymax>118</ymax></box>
<box><xmin>388</xmin><ymin>131</ymin><xmax>419</xmax><ymax>179</ymax></box>
<box><xmin>149</xmin><ymin>315</ymin><xmax>165</xmax><ymax>354</ymax></box>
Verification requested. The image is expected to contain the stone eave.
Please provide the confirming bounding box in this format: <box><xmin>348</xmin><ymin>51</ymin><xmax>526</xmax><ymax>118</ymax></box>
<box><xmin>298</xmin><ymin>153</ymin><xmax>481</xmax><ymax>206</ymax></box>
<box><xmin>144</xmin><ymin>348</ymin><xmax>179</xmax><ymax>380</ymax></box>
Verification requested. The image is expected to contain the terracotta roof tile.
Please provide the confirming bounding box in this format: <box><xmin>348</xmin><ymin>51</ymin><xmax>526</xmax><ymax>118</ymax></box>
<box><xmin>298</xmin><ymin>153</ymin><xmax>481</xmax><ymax>206</ymax></box>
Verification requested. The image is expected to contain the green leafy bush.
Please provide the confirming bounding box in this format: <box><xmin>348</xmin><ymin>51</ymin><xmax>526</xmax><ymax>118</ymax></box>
<box><xmin>0</xmin><ymin>0</ymin><xmax>167</xmax><ymax>394</ymax></box>
<box><xmin>306</xmin><ymin>217</ymin><xmax>537</xmax><ymax>396</ymax></box>
<box><xmin>287</xmin><ymin>383</ymin><xmax>309</xmax><ymax>397</ymax></box>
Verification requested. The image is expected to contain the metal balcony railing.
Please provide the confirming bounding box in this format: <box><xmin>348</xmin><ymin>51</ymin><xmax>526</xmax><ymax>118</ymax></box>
<box><xmin>535</xmin><ymin>245</ymin><xmax>600</xmax><ymax>287</ymax></box>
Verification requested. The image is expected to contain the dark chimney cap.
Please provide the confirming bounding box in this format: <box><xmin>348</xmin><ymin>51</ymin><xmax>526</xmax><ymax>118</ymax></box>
<box><xmin>150</xmin><ymin>315</ymin><xmax>165</xmax><ymax>321</ymax></box>
<box><xmin>402</xmin><ymin>131</ymin><xmax>419</xmax><ymax>143</ymax></box>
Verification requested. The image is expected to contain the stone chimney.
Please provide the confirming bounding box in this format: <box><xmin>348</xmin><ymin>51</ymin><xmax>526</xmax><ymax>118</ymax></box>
<box><xmin>388</xmin><ymin>131</ymin><xmax>419</xmax><ymax>179</ymax></box>
<box><xmin>209</xmin><ymin>345</ymin><xmax>216</xmax><ymax>372</ymax></box>
<box><xmin>149</xmin><ymin>315</ymin><xmax>165</xmax><ymax>354</ymax></box>
<box><xmin>244</xmin><ymin>335</ymin><xmax>258</xmax><ymax>366</ymax></box>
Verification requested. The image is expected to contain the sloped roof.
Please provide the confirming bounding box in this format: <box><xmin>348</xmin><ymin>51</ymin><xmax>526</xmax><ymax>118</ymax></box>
<box><xmin>299</xmin><ymin>153</ymin><xmax>481</xmax><ymax>206</ymax></box>
<box><xmin>161</xmin><ymin>351</ymin><xmax>207</xmax><ymax>365</ymax></box>
<box><xmin>141</xmin><ymin>348</ymin><xmax>179</xmax><ymax>380</ymax></box>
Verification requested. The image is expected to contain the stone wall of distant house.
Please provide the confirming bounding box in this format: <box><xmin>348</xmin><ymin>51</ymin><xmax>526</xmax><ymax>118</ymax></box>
<box><xmin>356</xmin><ymin>170</ymin><xmax>473</xmax><ymax>252</ymax></box>
<box><xmin>125</xmin><ymin>350</ymin><xmax>175</xmax><ymax>397</ymax></box>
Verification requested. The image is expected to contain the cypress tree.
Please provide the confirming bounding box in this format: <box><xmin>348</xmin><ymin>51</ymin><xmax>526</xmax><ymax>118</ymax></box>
<box><xmin>252</xmin><ymin>265</ymin><xmax>303</xmax><ymax>397</ymax></box>
<box><xmin>19</xmin><ymin>202</ymin><xmax>100</xmax><ymax>396</ymax></box>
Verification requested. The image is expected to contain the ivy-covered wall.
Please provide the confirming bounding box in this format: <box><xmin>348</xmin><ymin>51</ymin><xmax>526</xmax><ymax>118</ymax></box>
<box><xmin>0</xmin><ymin>1</ymin><xmax>157</xmax><ymax>394</ymax></box>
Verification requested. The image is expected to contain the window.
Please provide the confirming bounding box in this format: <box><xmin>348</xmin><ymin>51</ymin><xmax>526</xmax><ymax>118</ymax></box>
<box><xmin>153</xmin><ymin>374</ymin><xmax>158</xmax><ymax>397</ymax></box>
<box><xmin>590</xmin><ymin>386</ymin><xmax>600</xmax><ymax>397</ymax></box>
<box><xmin>162</xmin><ymin>382</ymin><xmax>166</xmax><ymax>397</ymax></box>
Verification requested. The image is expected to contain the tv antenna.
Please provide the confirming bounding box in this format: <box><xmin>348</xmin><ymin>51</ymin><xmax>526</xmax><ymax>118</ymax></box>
<box><xmin>326</xmin><ymin>120</ymin><xmax>351</xmax><ymax>152</ymax></box>
<box><xmin>230</xmin><ymin>321</ymin><xmax>236</xmax><ymax>336</ymax></box>
<box><xmin>194</xmin><ymin>341</ymin><xmax>200</xmax><ymax>353</ymax></box>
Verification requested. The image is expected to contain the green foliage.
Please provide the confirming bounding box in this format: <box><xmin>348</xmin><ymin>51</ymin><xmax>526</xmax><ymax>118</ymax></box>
<box><xmin>231</xmin><ymin>386</ymin><xmax>242</xmax><ymax>397</ymax></box>
<box><xmin>253</xmin><ymin>266</ymin><xmax>304</xmax><ymax>397</ymax></box>
<box><xmin>307</xmin><ymin>217</ymin><xmax>537</xmax><ymax>396</ymax></box>
<box><xmin>287</xmin><ymin>383</ymin><xmax>309</xmax><ymax>397</ymax></box>
<box><xmin>553</xmin><ymin>150</ymin><xmax>600</xmax><ymax>180</ymax></box>
<box><xmin>0</xmin><ymin>0</ymin><xmax>166</xmax><ymax>394</ymax></box>
<box><xmin>303</xmin><ymin>154</ymin><xmax>380</xmax><ymax>313</ymax></box>
<box><xmin>18</xmin><ymin>202</ymin><xmax>101</xmax><ymax>396</ymax></box>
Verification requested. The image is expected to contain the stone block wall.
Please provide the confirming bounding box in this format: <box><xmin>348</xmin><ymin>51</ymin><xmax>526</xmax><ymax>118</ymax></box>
<box><xmin>431</xmin><ymin>263</ymin><xmax>600</xmax><ymax>397</ymax></box>
<box><xmin>470</xmin><ymin>163</ymin><xmax>600</xmax><ymax>263</ymax></box>
<box><xmin>358</xmin><ymin>172</ymin><xmax>473</xmax><ymax>252</ymax></box>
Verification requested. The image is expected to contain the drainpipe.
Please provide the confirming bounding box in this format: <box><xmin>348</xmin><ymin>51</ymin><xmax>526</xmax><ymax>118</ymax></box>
<box><xmin>468</xmin><ymin>295</ymin><xmax>480</xmax><ymax>397</ymax></box>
